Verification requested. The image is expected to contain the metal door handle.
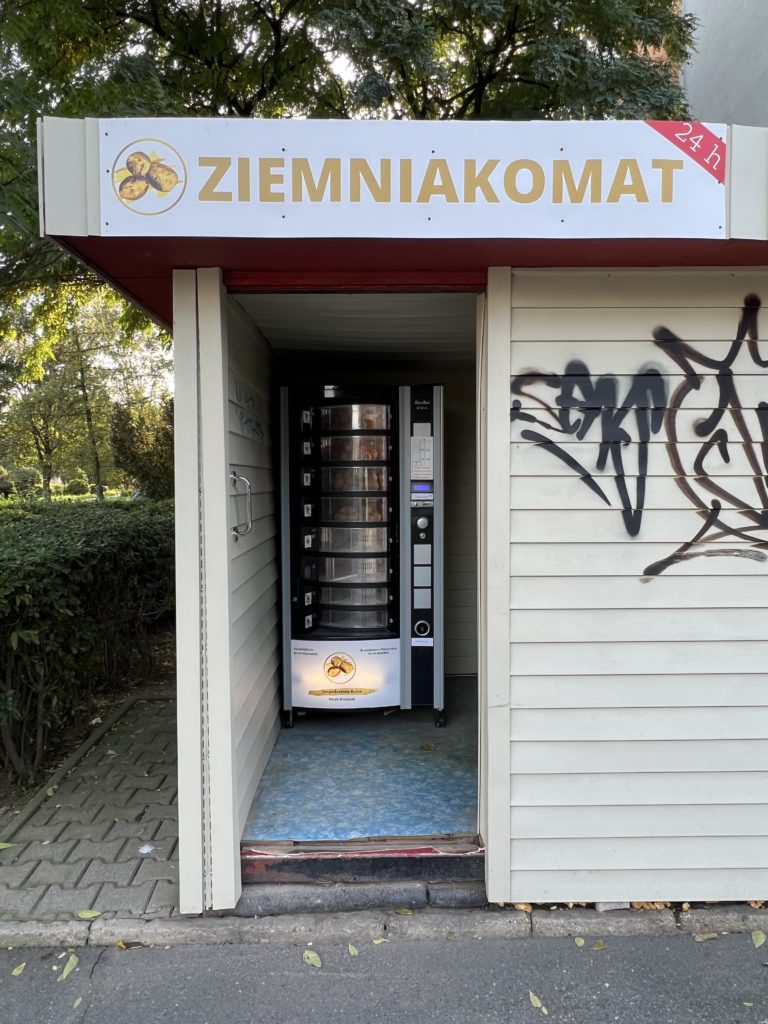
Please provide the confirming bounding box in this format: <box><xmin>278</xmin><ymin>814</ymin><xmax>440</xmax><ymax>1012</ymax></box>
<box><xmin>231</xmin><ymin>471</ymin><xmax>253</xmax><ymax>541</ymax></box>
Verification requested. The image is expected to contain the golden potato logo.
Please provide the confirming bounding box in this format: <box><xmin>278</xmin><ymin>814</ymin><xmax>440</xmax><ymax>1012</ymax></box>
<box><xmin>112</xmin><ymin>139</ymin><xmax>187</xmax><ymax>215</ymax></box>
<box><xmin>323</xmin><ymin>653</ymin><xmax>356</xmax><ymax>684</ymax></box>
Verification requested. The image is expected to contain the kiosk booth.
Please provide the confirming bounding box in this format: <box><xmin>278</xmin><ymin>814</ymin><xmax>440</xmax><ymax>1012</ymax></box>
<box><xmin>38</xmin><ymin>117</ymin><xmax>768</xmax><ymax>913</ymax></box>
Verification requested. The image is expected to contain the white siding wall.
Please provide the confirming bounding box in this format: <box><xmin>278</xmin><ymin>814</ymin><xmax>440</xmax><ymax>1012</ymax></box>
<box><xmin>226</xmin><ymin>301</ymin><xmax>281</xmax><ymax>837</ymax></box>
<box><xmin>503</xmin><ymin>269</ymin><xmax>768</xmax><ymax>902</ymax></box>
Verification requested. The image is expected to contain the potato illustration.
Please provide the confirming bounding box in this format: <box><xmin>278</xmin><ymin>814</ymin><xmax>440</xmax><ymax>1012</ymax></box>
<box><xmin>146</xmin><ymin>162</ymin><xmax>179</xmax><ymax>193</ymax></box>
<box><xmin>339</xmin><ymin>659</ymin><xmax>354</xmax><ymax>674</ymax></box>
<box><xmin>126</xmin><ymin>151</ymin><xmax>151</xmax><ymax>176</ymax></box>
<box><xmin>118</xmin><ymin>175</ymin><xmax>150</xmax><ymax>201</ymax></box>
<box><xmin>326</xmin><ymin>666</ymin><xmax>341</xmax><ymax>678</ymax></box>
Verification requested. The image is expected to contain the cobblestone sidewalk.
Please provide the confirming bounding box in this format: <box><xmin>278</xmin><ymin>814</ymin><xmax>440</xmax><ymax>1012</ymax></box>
<box><xmin>0</xmin><ymin>697</ymin><xmax>179</xmax><ymax>922</ymax></box>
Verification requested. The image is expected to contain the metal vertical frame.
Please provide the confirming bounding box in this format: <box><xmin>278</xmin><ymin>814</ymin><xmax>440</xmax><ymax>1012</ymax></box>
<box><xmin>398</xmin><ymin>386</ymin><xmax>412</xmax><ymax>708</ymax></box>
<box><xmin>279</xmin><ymin>388</ymin><xmax>293</xmax><ymax>711</ymax></box>
<box><xmin>432</xmin><ymin>384</ymin><xmax>445</xmax><ymax>711</ymax></box>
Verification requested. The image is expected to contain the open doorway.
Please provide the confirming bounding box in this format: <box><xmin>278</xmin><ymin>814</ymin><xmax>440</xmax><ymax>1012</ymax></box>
<box><xmin>228</xmin><ymin>291</ymin><xmax>480</xmax><ymax>864</ymax></box>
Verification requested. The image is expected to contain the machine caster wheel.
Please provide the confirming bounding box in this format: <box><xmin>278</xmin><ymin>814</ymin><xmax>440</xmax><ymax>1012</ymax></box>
<box><xmin>434</xmin><ymin>709</ymin><xmax>446</xmax><ymax>728</ymax></box>
<box><xmin>282</xmin><ymin>710</ymin><xmax>294</xmax><ymax>728</ymax></box>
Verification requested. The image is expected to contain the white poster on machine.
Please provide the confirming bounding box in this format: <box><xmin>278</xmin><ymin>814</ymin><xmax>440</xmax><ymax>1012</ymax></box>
<box><xmin>291</xmin><ymin>639</ymin><xmax>400</xmax><ymax>709</ymax></box>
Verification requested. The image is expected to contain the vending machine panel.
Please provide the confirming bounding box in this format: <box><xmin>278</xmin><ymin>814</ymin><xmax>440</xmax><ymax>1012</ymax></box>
<box><xmin>280</xmin><ymin>385</ymin><xmax>443</xmax><ymax>724</ymax></box>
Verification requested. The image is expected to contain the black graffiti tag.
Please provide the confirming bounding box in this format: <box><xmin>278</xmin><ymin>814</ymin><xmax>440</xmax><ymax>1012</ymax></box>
<box><xmin>509</xmin><ymin>294</ymin><xmax>768</xmax><ymax>576</ymax></box>
<box><xmin>510</xmin><ymin>361</ymin><xmax>667</xmax><ymax>536</ymax></box>
<box><xmin>645</xmin><ymin>293</ymin><xmax>768</xmax><ymax>574</ymax></box>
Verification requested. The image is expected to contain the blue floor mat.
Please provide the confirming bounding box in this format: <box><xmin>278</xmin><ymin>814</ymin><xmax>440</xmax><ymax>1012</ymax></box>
<box><xmin>243</xmin><ymin>680</ymin><xmax>478</xmax><ymax>842</ymax></box>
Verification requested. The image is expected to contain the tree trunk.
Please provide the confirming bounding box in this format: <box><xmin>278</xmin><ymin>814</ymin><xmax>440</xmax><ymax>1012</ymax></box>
<box><xmin>41</xmin><ymin>461</ymin><xmax>52</xmax><ymax>502</ymax></box>
<box><xmin>73</xmin><ymin>330</ymin><xmax>105</xmax><ymax>501</ymax></box>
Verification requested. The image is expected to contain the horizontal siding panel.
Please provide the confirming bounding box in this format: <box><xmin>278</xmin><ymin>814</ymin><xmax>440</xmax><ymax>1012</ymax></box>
<box><xmin>236</xmin><ymin>693</ymin><xmax>281</xmax><ymax>833</ymax></box>
<box><xmin>230</xmin><ymin>537</ymin><xmax>277</xmax><ymax>592</ymax></box>
<box><xmin>508</xmin><ymin>509</ymin><xmax>767</xmax><ymax>545</ymax></box>
<box><xmin>228</xmin><ymin>491</ymin><xmax>274</xmax><ymax>531</ymax></box>
<box><xmin>507</xmin><ymin>868</ymin><xmax>768</xmax><ymax>903</ymax></box>
<box><xmin>229</xmin><ymin>433</ymin><xmax>272</xmax><ymax>469</ymax></box>
<box><xmin>232</xmin><ymin>625</ymin><xmax>280</xmax><ymax>706</ymax></box>
<box><xmin>510</xmin><ymin>804</ymin><xmax>768</xmax><ymax>839</ymax></box>
<box><xmin>232</xmin><ymin>590</ymin><xmax>278</xmax><ymax>661</ymax></box>
<box><xmin>225</xmin><ymin>516</ymin><xmax>277</xmax><ymax>561</ymax></box>
<box><xmin>231</xmin><ymin>562</ymin><xmax>278</xmax><ymax>624</ymax></box>
<box><xmin>509</xmin><ymin>438</ymin><xmax>768</xmax><ymax>476</ymax></box>
<box><xmin>510</xmin><ymin>271</ymin><xmax>768</xmax><ymax>309</ymax></box>
<box><xmin>510</xmin><ymin>675</ymin><xmax>768</xmax><ymax>709</ymax></box>
<box><xmin>509</xmin><ymin>739</ymin><xmax>768</xmax><ymax>774</ymax></box>
<box><xmin>510</xmin><ymin>575</ymin><xmax>768</xmax><ymax>609</ymax></box>
<box><xmin>510</xmin><ymin>771</ymin><xmax>768</xmax><ymax>806</ymax></box>
<box><xmin>510</xmin><ymin>308</ymin><xmax>761</xmax><ymax>341</ymax></box>
<box><xmin>510</xmin><ymin>337</ymin><xmax>768</xmax><ymax>371</ymax></box>
<box><xmin>232</xmin><ymin>614</ymin><xmax>280</xmax><ymax>686</ymax></box>
<box><xmin>510</xmin><ymin>607</ymin><xmax>768</xmax><ymax>643</ymax></box>
<box><xmin>510</xmin><ymin>641</ymin><xmax>768</xmax><ymax>675</ymax></box>
<box><xmin>510</xmin><ymin>543</ymin><xmax>768</xmax><ymax>577</ymax></box>
<box><xmin>509</xmin><ymin>474</ymin><xmax>768</xmax><ymax>512</ymax></box>
<box><xmin>233</xmin><ymin>650</ymin><xmax>281</xmax><ymax>747</ymax></box>
<box><xmin>510</xmin><ymin>707</ymin><xmax>768</xmax><ymax>742</ymax></box>
<box><xmin>509</xmin><ymin>836</ymin><xmax>768</xmax><ymax>871</ymax></box>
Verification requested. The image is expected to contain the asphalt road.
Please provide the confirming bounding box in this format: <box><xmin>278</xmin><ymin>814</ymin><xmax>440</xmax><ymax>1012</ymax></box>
<box><xmin>1</xmin><ymin>933</ymin><xmax>766</xmax><ymax>1024</ymax></box>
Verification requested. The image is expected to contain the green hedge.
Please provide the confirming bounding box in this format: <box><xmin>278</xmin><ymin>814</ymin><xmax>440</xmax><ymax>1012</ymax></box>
<box><xmin>0</xmin><ymin>501</ymin><xmax>174</xmax><ymax>781</ymax></box>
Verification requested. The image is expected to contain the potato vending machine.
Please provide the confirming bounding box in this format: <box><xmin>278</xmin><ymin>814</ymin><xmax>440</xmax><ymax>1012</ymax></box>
<box><xmin>280</xmin><ymin>385</ymin><xmax>444</xmax><ymax>725</ymax></box>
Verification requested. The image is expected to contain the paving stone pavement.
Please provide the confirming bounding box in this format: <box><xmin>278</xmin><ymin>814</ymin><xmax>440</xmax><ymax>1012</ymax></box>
<box><xmin>0</xmin><ymin>698</ymin><xmax>181</xmax><ymax>922</ymax></box>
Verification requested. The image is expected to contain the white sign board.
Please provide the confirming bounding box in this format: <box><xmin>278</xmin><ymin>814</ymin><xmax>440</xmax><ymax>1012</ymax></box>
<box><xmin>97</xmin><ymin>118</ymin><xmax>727</xmax><ymax>239</ymax></box>
<box><xmin>290</xmin><ymin>639</ymin><xmax>400</xmax><ymax>709</ymax></box>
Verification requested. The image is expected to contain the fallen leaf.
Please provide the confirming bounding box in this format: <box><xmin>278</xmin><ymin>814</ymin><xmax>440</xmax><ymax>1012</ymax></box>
<box><xmin>529</xmin><ymin>991</ymin><xmax>542</xmax><ymax>1009</ymax></box>
<box><xmin>591</xmin><ymin>940</ymin><xmax>606</xmax><ymax>951</ymax></box>
<box><xmin>11</xmin><ymin>962</ymin><xmax>25</xmax><ymax>976</ymax></box>
<box><xmin>743</xmin><ymin>1002</ymin><xmax>753</xmax><ymax>1007</ymax></box>
<box><xmin>302</xmin><ymin>950</ymin><xmax>321</xmax><ymax>968</ymax></box>
<box><xmin>0</xmin><ymin>843</ymin><xmax>16</xmax><ymax>851</ymax></box>
<box><xmin>514</xmin><ymin>903</ymin><xmax>533</xmax><ymax>914</ymax></box>
<box><xmin>542</xmin><ymin>1010</ymin><xmax>549</xmax><ymax>1017</ymax></box>
<box><xmin>372</xmin><ymin>938</ymin><xmax>388</xmax><ymax>945</ymax></box>
<box><xmin>693</xmin><ymin>933</ymin><xmax>719</xmax><ymax>942</ymax></box>
<box><xmin>751</xmin><ymin>930</ymin><xmax>766</xmax><ymax>949</ymax></box>
<box><xmin>394</xmin><ymin>908</ymin><xmax>414</xmax><ymax>915</ymax></box>
<box><xmin>77</xmin><ymin>910</ymin><xmax>101</xmax><ymax>920</ymax></box>
<box><xmin>46</xmin><ymin>787</ymin><xmax>56</xmax><ymax>797</ymax></box>
<box><xmin>574</xmin><ymin>937</ymin><xmax>585</xmax><ymax>948</ymax></box>
<box><xmin>58</xmin><ymin>954</ymin><xmax>78</xmax><ymax>982</ymax></box>
<box><xmin>748</xmin><ymin>900</ymin><xmax>764</xmax><ymax>909</ymax></box>
<box><xmin>681</xmin><ymin>902</ymin><xmax>690</xmax><ymax>911</ymax></box>
<box><xmin>348</xmin><ymin>943</ymin><xmax>358</xmax><ymax>957</ymax></box>
<box><xmin>419</xmin><ymin>743</ymin><xmax>436</xmax><ymax>752</ymax></box>
<box><xmin>73</xmin><ymin>997</ymin><xmax>82</xmax><ymax>1009</ymax></box>
<box><xmin>107</xmin><ymin>750</ymin><xmax>118</xmax><ymax>757</ymax></box>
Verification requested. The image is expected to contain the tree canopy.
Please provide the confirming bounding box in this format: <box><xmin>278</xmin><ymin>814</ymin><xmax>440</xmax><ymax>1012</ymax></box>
<box><xmin>0</xmin><ymin>0</ymin><xmax>695</xmax><ymax>288</ymax></box>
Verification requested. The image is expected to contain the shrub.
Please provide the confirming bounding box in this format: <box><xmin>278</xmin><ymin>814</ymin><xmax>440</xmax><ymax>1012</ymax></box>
<box><xmin>10</xmin><ymin>466</ymin><xmax>40</xmax><ymax>497</ymax></box>
<box><xmin>0</xmin><ymin>500</ymin><xmax>174</xmax><ymax>781</ymax></box>
<box><xmin>64</xmin><ymin>478</ymin><xmax>89</xmax><ymax>495</ymax></box>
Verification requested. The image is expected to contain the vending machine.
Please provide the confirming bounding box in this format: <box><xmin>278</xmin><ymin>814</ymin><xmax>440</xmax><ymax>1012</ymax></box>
<box><xmin>280</xmin><ymin>385</ymin><xmax>444</xmax><ymax>725</ymax></box>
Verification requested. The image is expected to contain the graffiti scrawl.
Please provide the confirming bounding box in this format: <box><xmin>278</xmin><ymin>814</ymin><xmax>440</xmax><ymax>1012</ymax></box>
<box><xmin>510</xmin><ymin>294</ymin><xmax>768</xmax><ymax>576</ymax></box>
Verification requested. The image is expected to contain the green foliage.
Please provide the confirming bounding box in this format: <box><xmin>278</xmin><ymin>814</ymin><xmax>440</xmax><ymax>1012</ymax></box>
<box><xmin>0</xmin><ymin>466</ymin><xmax>13</xmax><ymax>498</ymax></box>
<box><xmin>64</xmin><ymin>477</ymin><xmax>89</xmax><ymax>495</ymax></box>
<box><xmin>111</xmin><ymin>397</ymin><xmax>174</xmax><ymax>500</ymax></box>
<box><xmin>0</xmin><ymin>1</ymin><xmax>695</xmax><ymax>288</ymax></box>
<box><xmin>0</xmin><ymin>500</ymin><xmax>174</xmax><ymax>781</ymax></box>
<box><xmin>9</xmin><ymin>466</ymin><xmax>40</xmax><ymax>496</ymax></box>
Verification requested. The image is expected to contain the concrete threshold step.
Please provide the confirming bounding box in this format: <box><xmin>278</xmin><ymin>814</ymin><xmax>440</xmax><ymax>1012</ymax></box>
<box><xmin>235</xmin><ymin>878</ymin><xmax>488</xmax><ymax>917</ymax></box>
<box><xmin>241</xmin><ymin>833</ymin><xmax>484</xmax><ymax>885</ymax></box>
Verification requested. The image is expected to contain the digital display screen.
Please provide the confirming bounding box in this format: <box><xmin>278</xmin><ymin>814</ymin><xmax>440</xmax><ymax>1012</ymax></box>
<box><xmin>412</xmin><ymin>482</ymin><xmax>433</xmax><ymax>492</ymax></box>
